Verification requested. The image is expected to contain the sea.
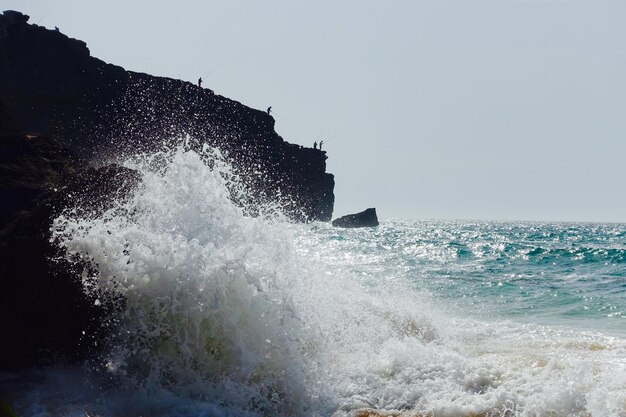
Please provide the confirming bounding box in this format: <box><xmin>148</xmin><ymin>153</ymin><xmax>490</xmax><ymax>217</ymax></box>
<box><xmin>1</xmin><ymin>144</ymin><xmax>625</xmax><ymax>417</ymax></box>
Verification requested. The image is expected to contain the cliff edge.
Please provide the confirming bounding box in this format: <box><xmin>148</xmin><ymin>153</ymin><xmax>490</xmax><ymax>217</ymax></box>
<box><xmin>0</xmin><ymin>10</ymin><xmax>334</xmax><ymax>221</ymax></box>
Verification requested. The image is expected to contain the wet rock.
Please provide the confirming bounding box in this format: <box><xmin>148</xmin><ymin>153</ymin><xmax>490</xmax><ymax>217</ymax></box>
<box><xmin>0</xmin><ymin>134</ymin><xmax>138</xmax><ymax>369</ymax></box>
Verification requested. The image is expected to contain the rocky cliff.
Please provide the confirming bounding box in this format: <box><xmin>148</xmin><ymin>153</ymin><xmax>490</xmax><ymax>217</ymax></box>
<box><xmin>0</xmin><ymin>10</ymin><xmax>334</xmax><ymax>221</ymax></box>
<box><xmin>0</xmin><ymin>10</ymin><xmax>334</xmax><ymax>369</ymax></box>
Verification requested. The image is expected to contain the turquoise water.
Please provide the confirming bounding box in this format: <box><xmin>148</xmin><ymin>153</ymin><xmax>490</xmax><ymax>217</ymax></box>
<box><xmin>295</xmin><ymin>220</ymin><xmax>626</xmax><ymax>337</ymax></box>
<box><xmin>3</xmin><ymin>145</ymin><xmax>626</xmax><ymax>416</ymax></box>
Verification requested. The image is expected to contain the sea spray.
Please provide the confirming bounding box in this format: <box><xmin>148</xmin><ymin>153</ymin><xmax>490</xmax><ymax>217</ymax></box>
<box><xmin>51</xmin><ymin>143</ymin><xmax>315</xmax><ymax>415</ymax></box>
<box><xmin>41</xmin><ymin>143</ymin><xmax>626</xmax><ymax>417</ymax></box>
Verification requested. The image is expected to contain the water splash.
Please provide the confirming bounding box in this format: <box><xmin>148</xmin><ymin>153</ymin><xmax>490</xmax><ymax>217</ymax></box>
<box><xmin>34</xmin><ymin>143</ymin><xmax>626</xmax><ymax>417</ymax></box>
<box><xmin>52</xmin><ymin>142</ymin><xmax>313</xmax><ymax>415</ymax></box>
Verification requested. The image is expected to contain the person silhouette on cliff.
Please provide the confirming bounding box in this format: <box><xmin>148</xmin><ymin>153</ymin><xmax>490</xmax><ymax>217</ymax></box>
<box><xmin>319</xmin><ymin>140</ymin><xmax>324</xmax><ymax>150</ymax></box>
<box><xmin>314</xmin><ymin>141</ymin><xmax>317</xmax><ymax>149</ymax></box>
<box><xmin>267</xmin><ymin>106</ymin><xmax>272</xmax><ymax>115</ymax></box>
<box><xmin>198</xmin><ymin>77</ymin><xmax>203</xmax><ymax>88</ymax></box>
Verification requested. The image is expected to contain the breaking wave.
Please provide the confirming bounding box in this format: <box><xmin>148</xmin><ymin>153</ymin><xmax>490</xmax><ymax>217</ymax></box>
<box><xmin>35</xmin><ymin>141</ymin><xmax>626</xmax><ymax>417</ymax></box>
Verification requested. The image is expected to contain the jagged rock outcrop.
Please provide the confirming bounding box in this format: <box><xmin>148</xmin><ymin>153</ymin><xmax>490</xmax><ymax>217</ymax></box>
<box><xmin>332</xmin><ymin>208</ymin><xmax>379</xmax><ymax>228</ymax></box>
<box><xmin>0</xmin><ymin>10</ymin><xmax>334</xmax><ymax>221</ymax></box>
<box><xmin>0</xmin><ymin>10</ymin><xmax>335</xmax><ymax>369</ymax></box>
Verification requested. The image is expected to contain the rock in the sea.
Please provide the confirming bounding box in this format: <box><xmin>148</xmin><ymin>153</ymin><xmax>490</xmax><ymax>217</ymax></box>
<box><xmin>332</xmin><ymin>208</ymin><xmax>379</xmax><ymax>228</ymax></box>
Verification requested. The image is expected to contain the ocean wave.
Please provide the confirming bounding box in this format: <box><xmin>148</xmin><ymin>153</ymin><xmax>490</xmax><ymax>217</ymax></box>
<box><xmin>4</xmin><ymin>144</ymin><xmax>622</xmax><ymax>416</ymax></box>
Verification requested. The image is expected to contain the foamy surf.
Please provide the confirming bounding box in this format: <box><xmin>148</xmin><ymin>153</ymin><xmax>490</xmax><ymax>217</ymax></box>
<box><xmin>3</xmin><ymin>141</ymin><xmax>625</xmax><ymax>417</ymax></box>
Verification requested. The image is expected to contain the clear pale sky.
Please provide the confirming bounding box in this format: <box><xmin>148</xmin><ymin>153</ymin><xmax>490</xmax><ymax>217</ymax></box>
<box><xmin>6</xmin><ymin>0</ymin><xmax>626</xmax><ymax>222</ymax></box>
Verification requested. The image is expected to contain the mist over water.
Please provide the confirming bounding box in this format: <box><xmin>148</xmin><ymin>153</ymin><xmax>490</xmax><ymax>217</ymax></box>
<box><xmin>4</xmin><ymin>143</ymin><xmax>626</xmax><ymax>416</ymax></box>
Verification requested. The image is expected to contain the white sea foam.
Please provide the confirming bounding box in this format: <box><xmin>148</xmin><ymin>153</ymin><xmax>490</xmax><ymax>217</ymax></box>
<box><xmin>50</xmin><ymin>143</ymin><xmax>315</xmax><ymax>415</ymax></box>
<box><xmin>17</xmin><ymin>142</ymin><xmax>624</xmax><ymax>417</ymax></box>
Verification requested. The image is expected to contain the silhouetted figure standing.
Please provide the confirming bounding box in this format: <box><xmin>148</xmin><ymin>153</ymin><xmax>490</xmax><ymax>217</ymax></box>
<box><xmin>319</xmin><ymin>140</ymin><xmax>324</xmax><ymax>150</ymax></box>
<box><xmin>198</xmin><ymin>77</ymin><xmax>203</xmax><ymax>87</ymax></box>
<box><xmin>267</xmin><ymin>106</ymin><xmax>272</xmax><ymax>115</ymax></box>
<box><xmin>314</xmin><ymin>141</ymin><xmax>317</xmax><ymax>149</ymax></box>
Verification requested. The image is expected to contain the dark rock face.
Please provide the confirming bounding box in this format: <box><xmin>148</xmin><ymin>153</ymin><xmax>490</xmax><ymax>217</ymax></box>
<box><xmin>332</xmin><ymin>208</ymin><xmax>379</xmax><ymax>228</ymax></box>
<box><xmin>0</xmin><ymin>134</ymin><xmax>139</xmax><ymax>369</ymax></box>
<box><xmin>0</xmin><ymin>10</ymin><xmax>335</xmax><ymax>370</ymax></box>
<box><xmin>0</xmin><ymin>10</ymin><xmax>334</xmax><ymax>221</ymax></box>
